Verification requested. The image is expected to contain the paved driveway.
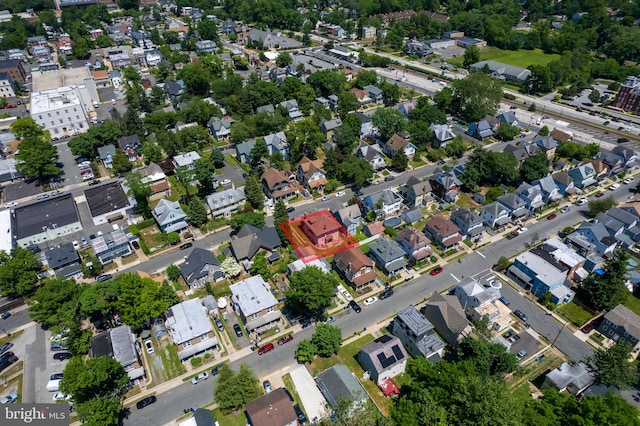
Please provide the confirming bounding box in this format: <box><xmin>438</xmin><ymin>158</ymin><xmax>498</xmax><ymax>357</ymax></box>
<box><xmin>289</xmin><ymin>364</ymin><xmax>327</xmax><ymax>422</ymax></box>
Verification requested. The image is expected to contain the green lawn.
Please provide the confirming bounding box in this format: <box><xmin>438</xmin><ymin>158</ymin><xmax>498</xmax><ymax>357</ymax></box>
<box><xmin>624</xmin><ymin>293</ymin><xmax>640</xmax><ymax>317</ymax></box>
<box><xmin>557</xmin><ymin>302</ymin><xmax>592</xmax><ymax>327</ymax></box>
<box><xmin>448</xmin><ymin>47</ymin><xmax>560</xmax><ymax>69</ymax></box>
<box><xmin>212</xmin><ymin>408</ymin><xmax>246</xmax><ymax>426</ymax></box>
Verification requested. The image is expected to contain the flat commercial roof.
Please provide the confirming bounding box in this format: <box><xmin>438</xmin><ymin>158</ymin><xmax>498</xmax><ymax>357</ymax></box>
<box><xmin>13</xmin><ymin>193</ymin><xmax>80</xmax><ymax>240</ymax></box>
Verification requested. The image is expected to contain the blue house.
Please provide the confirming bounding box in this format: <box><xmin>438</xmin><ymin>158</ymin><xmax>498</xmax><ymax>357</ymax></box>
<box><xmin>508</xmin><ymin>251</ymin><xmax>574</xmax><ymax>304</ymax></box>
<box><xmin>364</xmin><ymin>85</ymin><xmax>384</xmax><ymax>103</ymax></box>
<box><xmin>235</xmin><ymin>139</ymin><xmax>256</xmax><ymax>164</ymax></box>
<box><xmin>568</xmin><ymin>164</ymin><xmax>597</xmax><ymax>189</ymax></box>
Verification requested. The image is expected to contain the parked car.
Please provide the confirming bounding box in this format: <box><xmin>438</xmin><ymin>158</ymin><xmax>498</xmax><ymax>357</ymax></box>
<box><xmin>323</xmin><ymin>316</ymin><xmax>336</xmax><ymax>324</ymax></box>
<box><xmin>191</xmin><ymin>372</ymin><xmax>209</xmax><ymax>384</ymax></box>
<box><xmin>430</xmin><ymin>266</ymin><xmax>443</xmax><ymax>276</ymax></box>
<box><xmin>349</xmin><ymin>300</ymin><xmax>362</xmax><ymax>313</ymax></box>
<box><xmin>144</xmin><ymin>340</ymin><xmax>154</xmax><ymax>355</ymax></box>
<box><xmin>258</xmin><ymin>343</ymin><xmax>275</xmax><ymax>355</ymax></box>
<box><xmin>50</xmin><ymin>343</ymin><xmax>68</xmax><ymax>352</ymax></box>
<box><xmin>52</xmin><ymin>392</ymin><xmax>71</xmax><ymax>401</ymax></box>
<box><xmin>210</xmin><ymin>365</ymin><xmax>222</xmax><ymax>376</ymax></box>
<box><xmin>595</xmin><ymin>192</ymin><xmax>605</xmax><ymax>198</ymax></box>
<box><xmin>516</xmin><ymin>349</ymin><xmax>528</xmax><ymax>360</ymax></box>
<box><xmin>321</xmin><ymin>195</ymin><xmax>330</xmax><ymax>201</ymax></box>
<box><xmin>96</xmin><ymin>274</ymin><xmax>112</xmax><ymax>282</ymax></box>
<box><xmin>341</xmin><ymin>290</ymin><xmax>353</xmax><ymax>301</ymax></box>
<box><xmin>179</xmin><ymin>242</ymin><xmax>193</xmax><ymax>250</ymax></box>
<box><xmin>263</xmin><ymin>380</ymin><xmax>272</xmax><ymax>394</ymax></box>
<box><xmin>517</xmin><ymin>227</ymin><xmax>528</xmax><ymax>234</ymax></box>
<box><xmin>233</xmin><ymin>324</ymin><xmax>243</xmax><ymax>337</ymax></box>
<box><xmin>498</xmin><ymin>297</ymin><xmax>510</xmax><ymax>306</ymax></box>
<box><xmin>363</xmin><ymin>296</ymin><xmax>378</xmax><ymax>306</ymax></box>
<box><xmin>0</xmin><ymin>342</ymin><xmax>13</xmax><ymax>354</ymax></box>
<box><xmin>287</xmin><ymin>207</ymin><xmax>295</xmax><ymax>213</ymax></box>
<box><xmin>88</xmin><ymin>179</ymin><xmax>100</xmax><ymax>186</ymax></box>
<box><xmin>36</xmin><ymin>194</ymin><xmax>49</xmax><ymax>200</ymax></box>
<box><xmin>215</xmin><ymin>318</ymin><xmax>224</xmax><ymax>332</ymax></box>
<box><xmin>506</xmin><ymin>232</ymin><xmax>519</xmax><ymax>240</ymax></box>
<box><xmin>379</xmin><ymin>288</ymin><xmax>394</xmax><ymax>300</ymax></box>
<box><xmin>547</xmin><ymin>214</ymin><xmax>556</xmax><ymax>220</ymax></box>
<box><xmin>1</xmin><ymin>312</ymin><xmax>10</xmax><ymax>320</ymax></box>
<box><xmin>623</xmin><ymin>178</ymin><xmax>634</xmax><ymax>185</ymax></box>
<box><xmin>294</xmin><ymin>405</ymin><xmax>308</xmax><ymax>425</ymax></box>
<box><xmin>136</xmin><ymin>395</ymin><xmax>157</xmax><ymax>409</ymax></box>
<box><xmin>561</xmin><ymin>206</ymin><xmax>570</xmax><ymax>213</ymax></box>
<box><xmin>335</xmin><ymin>191</ymin><xmax>346</xmax><ymax>197</ymax></box>
<box><xmin>219</xmin><ymin>178</ymin><xmax>231</xmax><ymax>185</ymax></box>
<box><xmin>0</xmin><ymin>392</ymin><xmax>18</xmax><ymax>404</ymax></box>
<box><xmin>576</xmin><ymin>197</ymin><xmax>588</xmax><ymax>205</ymax></box>
<box><xmin>514</xmin><ymin>310</ymin><xmax>528</xmax><ymax>322</ymax></box>
<box><xmin>4</xmin><ymin>202</ymin><xmax>18</xmax><ymax>208</ymax></box>
<box><xmin>53</xmin><ymin>352</ymin><xmax>72</xmax><ymax>361</ymax></box>
<box><xmin>50</xmin><ymin>373</ymin><xmax>63</xmax><ymax>381</ymax></box>
<box><xmin>47</xmin><ymin>379</ymin><xmax>61</xmax><ymax>392</ymax></box>
<box><xmin>610</xmin><ymin>183</ymin><xmax>621</xmax><ymax>190</ymax></box>
<box><xmin>384</xmin><ymin>175</ymin><xmax>396</xmax><ymax>182</ymax></box>
<box><xmin>131</xmin><ymin>240</ymin><xmax>140</xmax><ymax>250</ymax></box>
<box><xmin>277</xmin><ymin>335</ymin><xmax>294</xmax><ymax>346</ymax></box>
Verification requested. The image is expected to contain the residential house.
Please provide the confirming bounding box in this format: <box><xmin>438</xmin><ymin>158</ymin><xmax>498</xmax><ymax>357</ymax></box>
<box><xmin>589</xmin><ymin>159</ymin><xmax>609</xmax><ymax>179</ymax></box>
<box><xmin>84</xmin><ymin>182</ymin><xmax>133</xmax><ymax>226</ymax></box>
<box><xmin>532</xmin><ymin>175</ymin><xmax>562</xmax><ymax>203</ymax></box>
<box><xmin>362</xmin><ymin>190</ymin><xmax>402</xmax><ymax>219</ymax></box>
<box><xmin>612</xmin><ymin>145</ymin><xmax>640</xmax><ymax>171</ymax></box>
<box><xmin>235</xmin><ymin>140</ymin><xmax>256</xmax><ymax>164</ymax></box>
<box><xmin>421</xmin><ymin>292</ymin><xmax>472</xmax><ymax>346</ymax></box>
<box><xmin>264</xmin><ymin>131</ymin><xmax>290</xmax><ymax>159</ymax></box>
<box><xmin>296</xmin><ymin>156</ymin><xmax>327</xmax><ymax>191</ymax></box>
<box><xmin>402</xmin><ymin>176</ymin><xmax>432</xmax><ymax>208</ymax></box>
<box><xmin>401</xmin><ymin>208</ymin><xmax>423</xmax><ymax>225</ymax></box>
<box><xmin>481</xmin><ymin>201</ymin><xmax>511</xmax><ymax>228</ymax></box>
<box><xmin>89</xmin><ymin>325</ymin><xmax>145</xmax><ymax>382</ymax></box>
<box><xmin>229</xmin><ymin>224</ymin><xmax>281</xmax><ymax>263</ymax></box>
<box><xmin>543</xmin><ymin>362</ymin><xmax>595</xmax><ymax>396</ymax></box>
<box><xmin>97</xmin><ymin>144</ymin><xmax>116</xmax><ymax>169</ymax></box>
<box><xmin>358</xmin><ymin>335</ymin><xmax>408</xmax><ymax>385</ymax></box>
<box><xmin>354</xmin><ymin>112</ymin><xmax>379</xmax><ymax>139</ymax></box>
<box><xmin>355</xmin><ymin>142</ymin><xmax>386</xmax><ymax>171</ymax></box>
<box><xmin>453</xmin><ymin>278</ymin><xmax>511</xmax><ymax>331</ymax></box>
<box><xmin>333</xmin><ymin>204</ymin><xmax>362</xmax><ymax>236</ymax></box>
<box><xmin>496</xmin><ymin>111</ymin><xmax>519</xmax><ymax>127</ymax></box>
<box><xmin>138</xmin><ymin>162</ymin><xmax>167</xmax><ymax>185</ymax></box>
<box><xmin>44</xmin><ymin>242</ymin><xmax>81</xmax><ymax>279</ymax></box>
<box><xmin>469</xmin><ymin>60</ymin><xmax>532</xmax><ymax>84</ymax></box>
<box><xmin>279</xmin><ymin>99</ymin><xmax>303</xmax><ymax>122</ymax></box>
<box><xmin>230</xmin><ymin>276</ymin><xmax>281</xmax><ymax>334</ymax></box>
<box><xmin>566</xmin><ymin>221</ymin><xmax>619</xmax><ymax>258</ymax></box>
<box><xmin>261</xmin><ymin>168</ymin><xmax>297</xmax><ymax>201</ymax></box>
<box><xmin>381</xmin><ymin>134</ymin><xmax>416</xmax><ymax>160</ymax></box>
<box><xmin>350</xmin><ymin>87</ymin><xmax>371</xmax><ymax>104</ymax></box>
<box><xmin>424</xmin><ymin>216</ymin><xmax>462</xmax><ymax>250</ymax></box>
<box><xmin>165</xmin><ymin>298</ymin><xmax>219</xmax><ymax>361</ymax></box>
<box><xmin>116</xmin><ymin>135</ymin><xmax>141</xmax><ymax>161</ymax></box>
<box><xmin>538</xmin><ymin>238</ymin><xmax>586</xmax><ymax>280</ymax></box>
<box><xmin>498</xmin><ymin>193</ymin><xmax>529</xmax><ymax>219</ymax></box>
<box><xmin>173</xmin><ymin>151</ymin><xmax>201</xmax><ymax>170</ymax></box>
<box><xmin>533</xmin><ymin>135</ymin><xmax>559</xmax><ymax>159</ymax></box>
<box><xmin>152</xmin><ymin>199</ymin><xmax>188</xmax><ymax>234</ymax></box>
<box><xmin>597</xmin><ymin>304</ymin><xmax>640</xmax><ymax>351</ymax></box>
<box><xmin>206</xmin><ymin>117</ymin><xmax>232</xmax><ymax>140</ymax></box>
<box><xmin>368</xmin><ymin>237</ymin><xmax>408</xmax><ymax>276</ymax></box>
<box><xmin>550</xmin><ymin>128</ymin><xmax>572</xmax><ymax>143</ymax></box>
<box><xmin>320</xmin><ymin>118</ymin><xmax>343</xmax><ymax>140</ymax></box>
<box><xmin>389</xmin><ymin>305</ymin><xmax>445</xmax><ymax>361</ymax></box>
<box><xmin>429</xmin><ymin>171</ymin><xmax>461</xmax><ymax>202</ymax></box>
<box><xmin>516</xmin><ymin>182</ymin><xmax>545</xmax><ymax>212</ymax></box>
<box><xmin>403</xmin><ymin>40</ymin><xmax>433</xmax><ymax>57</ymax></box>
<box><xmin>206</xmin><ymin>187</ymin><xmax>246</xmax><ymax>218</ymax></box>
<box><xmin>396</xmin><ymin>100</ymin><xmax>416</xmax><ymax>118</ymax></box>
<box><xmin>430</xmin><ymin>124</ymin><xmax>455</xmax><ymax>148</ymax></box>
<box><xmin>504</xmin><ymin>142</ymin><xmax>541</xmax><ymax>164</ymax></box>
<box><xmin>598</xmin><ymin>150</ymin><xmax>624</xmax><ymax>174</ymax></box>
<box><xmin>246</xmin><ymin>389</ymin><xmax>297</xmax><ymax>426</ymax></box>
<box><xmin>247</xmin><ymin>28</ymin><xmax>302</xmax><ymax>49</ymax></box>
<box><xmin>397</xmin><ymin>228</ymin><xmax>432</xmax><ymax>263</ymax></box>
<box><xmin>195</xmin><ymin>40</ymin><xmax>217</xmax><ymax>52</ymax></box>
<box><xmin>301</xmin><ymin>214</ymin><xmax>342</xmax><ymax>248</ymax></box>
<box><xmin>508</xmin><ymin>251</ymin><xmax>574</xmax><ymax>304</ymax></box>
<box><xmin>568</xmin><ymin>163</ymin><xmax>597</xmax><ymax>189</ymax></box>
<box><xmin>595</xmin><ymin>212</ymin><xmax>626</xmax><ymax>238</ymax></box>
<box><xmin>450</xmin><ymin>208</ymin><xmax>484</xmax><ymax>242</ymax></box>
<box><xmin>468</xmin><ymin>119</ymin><xmax>494</xmax><ymax>139</ymax></box>
<box><xmin>315</xmin><ymin>97</ymin><xmax>330</xmax><ymax>109</ymax></box>
<box><xmin>180</xmin><ymin>248</ymin><xmax>222</xmax><ymax>288</ymax></box>
<box><xmin>363</xmin><ymin>85</ymin><xmax>383</xmax><ymax>103</ymax></box>
<box><xmin>333</xmin><ymin>247</ymin><xmax>377</xmax><ymax>291</ymax></box>
<box><xmin>91</xmin><ymin>229</ymin><xmax>132</xmax><ymax>265</ymax></box>
<box><xmin>552</xmin><ymin>171</ymin><xmax>575</xmax><ymax>195</ymax></box>
<box><xmin>315</xmin><ymin>365</ymin><xmax>369</xmax><ymax>409</ymax></box>
<box><xmin>256</xmin><ymin>103</ymin><xmax>275</xmax><ymax>114</ymax></box>
<box><xmin>164</xmin><ymin>78</ymin><xmax>185</xmax><ymax>99</ymax></box>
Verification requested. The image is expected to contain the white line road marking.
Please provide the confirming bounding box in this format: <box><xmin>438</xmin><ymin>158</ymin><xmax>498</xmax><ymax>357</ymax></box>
<box><xmin>450</xmin><ymin>274</ymin><xmax>460</xmax><ymax>283</ymax></box>
<box><xmin>477</xmin><ymin>251</ymin><xmax>486</xmax><ymax>258</ymax></box>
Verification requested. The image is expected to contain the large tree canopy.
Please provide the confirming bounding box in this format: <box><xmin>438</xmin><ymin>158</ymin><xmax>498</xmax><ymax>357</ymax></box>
<box><xmin>0</xmin><ymin>247</ymin><xmax>42</xmax><ymax>297</ymax></box>
<box><xmin>451</xmin><ymin>73</ymin><xmax>503</xmax><ymax>123</ymax></box>
<box><xmin>285</xmin><ymin>266</ymin><xmax>341</xmax><ymax>316</ymax></box>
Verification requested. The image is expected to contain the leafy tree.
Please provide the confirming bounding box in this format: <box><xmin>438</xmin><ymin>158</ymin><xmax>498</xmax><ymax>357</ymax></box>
<box><xmin>425</xmin><ymin>148</ymin><xmax>446</xmax><ymax>162</ymax></box>
<box><xmin>452</xmin><ymin>73</ymin><xmax>503</xmax><ymax>123</ymax></box>
<box><xmin>244</xmin><ymin>173</ymin><xmax>265</xmax><ymax>209</ymax></box>
<box><xmin>456</xmin><ymin>337</ymin><xmax>518</xmax><ymax>377</ymax></box>
<box><xmin>295</xmin><ymin>339</ymin><xmax>317</xmax><ymax>363</ymax></box>
<box><xmin>230</xmin><ymin>212</ymin><xmax>265</xmax><ymax>233</ymax></box>
<box><xmin>463</xmin><ymin>45</ymin><xmax>480</xmax><ymax>68</ymax></box>
<box><xmin>0</xmin><ymin>248</ymin><xmax>41</xmax><ymax>297</ymax></box>
<box><xmin>485</xmin><ymin>186</ymin><xmax>505</xmax><ymax>204</ymax></box>
<box><xmin>125</xmin><ymin>172</ymin><xmax>152</xmax><ymax>218</ymax></box>
<box><xmin>210</xmin><ymin>148</ymin><xmax>225</xmax><ymax>169</ymax></box>
<box><xmin>586</xmin><ymin>342</ymin><xmax>638</xmax><ymax>390</ymax></box>
<box><xmin>408</xmin><ymin>96</ymin><xmax>447</xmax><ymax>125</ymax></box>
<box><xmin>80</xmin><ymin>255</ymin><xmax>103</xmax><ymax>278</ymax></box>
<box><xmin>273</xmin><ymin>199</ymin><xmax>289</xmax><ymax>241</ymax></box>
<box><xmin>582</xmin><ymin>249</ymin><xmax>630</xmax><ymax>311</ymax></box>
<box><xmin>61</xmin><ymin>356</ymin><xmax>128</xmax><ymax>403</ymax></box>
<box><xmin>354</xmin><ymin>69</ymin><xmax>378</xmax><ymax>88</ymax></box>
<box><xmin>249</xmin><ymin>139</ymin><xmax>269</xmax><ymax>168</ymax></box>
<box><xmin>112</xmin><ymin>149</ymin><xmax>133</xmax><ymax>174</ymax></box>
<box><xmin>334</xmin><ymin>125</ymin><xmax>358</xmax><ymax>155</ymax></box>
<box><xmin>285</xmin><ymin>266</ymin><xmax>340</xmax><ymax>316</ymax></box>
<box><xmin>337</xmin><ymin>91</ymin><xmax>358</xmax><ymax>117</ymax></box>
<box><xmin>339</xmin><ymin>155</ymin><xmax>373</xmax><ymax>189</ymax></box>
<box><xmin>220</xmin><ymin>258</ymin><xmax>242</xmax><ymax>279</ymax></box>
<box><xmin>286</xmin><ymin>119</ymin><xmax>325</xmax><ymax>163</ymax></box>
<box><xmin>194</xmin><ymin>157</ymin><xmax>216</xmax><ymax>195</ymax></box>
<box><xmin>380</xmin><ymin>81</ymin><xmax>401</xmax><ymax>105</ymax></box>
<box><xmin>214</xmin><ymin>364</ymin><xmax>262</xmax><ymax>414</ymax></box>
<box><xmin>528</xmin><ymin>103</ymin><xmax>537</xmax><ymax>112</ymax></box>
<box><xmin>14</xmin><ymin>132</ymin><xmax>59</xmax><ymax>182</ymax></box>
<box><xmin>306</xmin><ymin>69</ymin><xmax>347</xmax><ymax>97</ymax></box>
<box><xmin>29</xmin><ymin>277</ymin><xmax>83</xmax><ymax>328</ymax></box>
<box><xmin>75</xmin><ymin>396</ymin><xmax>122</xmax><ymax>426</ymax></box>
<box><xmin>588</xmin><ymin>88</ymin><xmax>601</xmax><ymax>103</ymax></box>
<box><xmin>122</xmin><ymin>106</ymin><xmax>144</xmax><ymax>137</ymax></box>
<box><xmin>197</xmin><ymin>19</ymin><xmax>219</xmax><ymax>42</ymax></box>
<box><xmin>520</xmin><ymin>152</ymin><xmax>550</xmax><ymax>181</ymax></box>
<box><xmin>187</xmin><ymin>196</ymin><xmax>208</xmax><ymax>228</ymax></box>
<box><xmin>587</xmin><ymin>196</ymin><xmax>617</xmax><ymax>218</ymax></box>
<box><xmin>371</xmin><ymin>107</ymin><xmax>406</xmax><ymax>141</ymax></box>
<box><xmin>181</xmin><ymin>97</ymin><xmax>220</xmax><ymax>127</ymax></box>
<box><xmin>392</xmin><ymin>149</ymin><xmax>409</xmax><ymax>171</ymax></box>
<box><xmin>311</xmin><ymin>324</ymin><xmax>342</xmax><ymax>357</ymax></box>
<box><xmin>323</xmin><ymin>149</ymin><xmax>340</xmax><ymax>180</ymax></box>
<box><xmin>434</xmin><ymin>86</ymin><xmax>454</xmax><ymax>113</ymax></box>
<box><xmin>527</xmin><ymin>65</ymin><xmax>554</xmax><ymax>93</ymax></box>
<box><xmin>139</xmin><ymin>140</ymin><xmax>164</xmax><ymax>164</ymax></box>
<box><xmin>494</xmin><ymin>123</ymin><xmax>519</xmax><ymax>141</ymax></box>
<box><xmin>68</xmin><ymin>121</ymin><xmax>123</xmax><ymax>158</ymax></box>
<box><xmin>114</xmin><ymin>274</ymin><xmax>180</xmax><ymax>328</ymax></box>
<box><xmin>250</xmin><ymin>253</ymin><xmax>269</xmax><ymax>280</ymax></box>
<box><xmin>276</xmin><ymin>51</ymin><xmax>292</xmax><ymax>67</ymax></box>
<box><xmin>538</xmin><ymin>125</ymin><xmax>549</xmax><ymax>136</ymax></box>
<box><xmin>312</xmin><ymin>103</ymin><xmax>332</xmax><ymax>126</ymax></box>
<box><xmin>496</xmin><ymin>256</ymin><xmax>511</xmax><ymax>271</ymax></box>
<box><xmin>445</xmin><ymin>137</ymin><xmax>467</xmax><ymax>159</ymax></box>
<box><xmin>166</xmin><ymin>264</ymin><xmax>181</xmax><ymax>282</ymax></box>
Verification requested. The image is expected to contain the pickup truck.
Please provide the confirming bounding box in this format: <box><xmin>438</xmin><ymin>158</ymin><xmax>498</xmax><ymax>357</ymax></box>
<box><xmin>277</xmin><ymin>335</ymin><xmax>294</xmax><ymax>346</ymax></box>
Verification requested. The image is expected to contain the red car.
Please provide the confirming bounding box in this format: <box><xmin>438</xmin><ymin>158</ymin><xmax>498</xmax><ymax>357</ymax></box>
<box><xmin>595</xmin><ymin>192</ymin><xmax>605</xmax><ymax>198</ymax></box>
<box><xmin>430</xmin><ymin>267</ymin><xmax>443</xmax><ymax>276</ymax></box>
<box><xmin>5</xmin><ymin>104</ymin><xmax>16</xmax><ymax>109</ymax></box>
<box><xmin>547</xmin><ymin>214</ymin><xmax>557</xmax><ymax>220</ymax></box>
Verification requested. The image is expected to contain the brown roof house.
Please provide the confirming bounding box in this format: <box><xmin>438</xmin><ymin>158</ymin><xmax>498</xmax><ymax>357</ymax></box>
<box><xmin>246</xmin><ymin>388</ymin><xmax>297</xmax><ymax>426</ymax></box>
<box><xmin>380</xmin><ymin>133</ymin><xmax>416</xmax><ymax>160</ymax></box>
<box><xmin>357</xmin><ymin>334</ymin><xmax>408</xmax><ymax>385</ymax></box>
<box><xmin>296</xmin><ymin>156</ymin><xmax>327</xmax><ymax>191</ymax></box>
<box><xmin>421</xmin><ymin>292</ymin><xmax>472</xmax><ymax>347</ymax></box>
<box><xmin>261</xmin><ymin>168</ymin><xmax>297</xmax><ymax>201</ymax></box>
<box><xmin>424</xmin><ymin>216</ymin><xmax>462</xmax><ymax>250</ymax></box>
<box><xmin>333</xmin><ymin>247</ymin><xmax>377</xmax><ymax>291</ymax></box>
<box><xmin>396</xmin><ymin>228</ymin><xmax>432</xmax><ymax>263</ymax></box>
<box><xmin>301</xmin><ymin>214</ymin><xmax>342</xmax><ymax>248</ymax></box>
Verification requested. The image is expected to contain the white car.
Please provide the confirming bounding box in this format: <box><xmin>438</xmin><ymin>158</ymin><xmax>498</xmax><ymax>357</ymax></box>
<box><xmin>517</xmin><ymin>227</ymin><xmax>528</xmax><ymax>234</ymax></box>
<box><xmin>576</xmin><ymin>198</ymin><xmax>588</xmax><ymax>206</ymax></box>
<box><xmin>191</xmin><ymin>372</ymin><xmax>209</xmax><ymax>384</ymax></box>
<box><xmin>623</xmin><ymin>178</ymin><xmax>634</xmax><ymax>184</ymax></box>
<box><xmin>52</xmin><ymin>392</ymin><xmax>71</xmax><ymax>401</ymax></box>
<box><xmin>363</xmin><ymin>297</ymin><xmax>378</xmax><ymax>306</ymax></box>
<box><xmin>0</xmin><ymin>392</ymin><xmax>18</xmax><ymax>404</ymax></box>
<box><xmin>609</xmin><ymin>183</ymin><xmax>621</xmax><ymax>190</ymax></box>
<box><xmin>4</xmin><ymin>202</ymin><xmax>18</xmax><ymax>208</ymax></box>
<box><xmin>72</xmin><ymin>241</ymin><xmax>80</xmax><ymax>250</ymax></box>
<box><xmin>561</xmin><ymin>206</ymin><xmax>570</xmax><ymax>213</ymax></box>
<box><xmin>335</xmin><ymin>191</ymin><xmax>346</xmax><ymax>197</ymax></box>
<box><xmin>219</xmin><ymin>179</ymin><xmax>231</xmax><ymax>185</ymax></box>
<box><xmin>144</xmin><ymin>340</ymin><xmax>154</xmax><ymax>355</ymax></box>
<box><xmin>341</xmin><ymin>290</ymin><xmax>353</xmax><ymax>301</ymax></box>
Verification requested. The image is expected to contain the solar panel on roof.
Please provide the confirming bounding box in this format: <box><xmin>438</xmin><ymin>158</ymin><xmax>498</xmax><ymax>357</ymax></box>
<box><xmin>377</xmin><ymin>353</ymin><xmax>396</xmax><ymax>369</ymax></box>
<box><xmin>375</xmin><ymin>335</ymin><xmax>392</xmax><ymax>344</ymax></box>
<box><xmin>391</xmin><ymin>345</ymin><xmax>405</xmax><ymax>361</ymax></box>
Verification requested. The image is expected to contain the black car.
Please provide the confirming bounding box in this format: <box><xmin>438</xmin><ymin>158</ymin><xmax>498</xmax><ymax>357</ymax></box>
<box><xmin>349</xmin><ymin>300</ymin><xmax>362</xmax><ymax>313</ymax></box>
<box><xmin>179</xmin><ymin>242</ymin><xmax>193</xmax><ymax>250</ymax></box>
<box><xmin>514</xmin><ymin>309</ymin><xmax>528</xmax><ymax>322</ymax></box>
<box><xmin>210</xmin><ymin>364</ymin><xmax>222</xmax><ymax>375</ymax></box>
<box><xmin>131</xmin><ymin>240</ymin><xmax>140</xmax><ymax>250</ymax></box>
<box><xmin>50</xmin><ymin>373</ymin><xmax>64</xmax><ymax>381</ymax></box>
<box><xmin>0</xmin><ymin>342</ymin><xmax>13</xmax><ymax>354</ymax></box>
<box><xmin>355</xmin><ymin>189</ymin><xmax>364</xmax><ymax>197</ymax></box>
<box><xmin>1</xmin><ymin>312</ymin><xmax>10</xmax><ymax>319</ymax></box>
<box><xmin>618</xmin><ymin>138</ymin><xmax>630</xmax><ymax>143</ymax></box>
<box><xmin>88</xmin><ymin>179</ymin><xmax>100</xmax><ymax>186</ymax></box>
<box><xmin>53</xmin><ymin>352</ymin><xmax>72</xmax><ymax>361</ymax></box>
<box><xmin>294</xmin><ymin>405</ymin><xmax>307</xmax><ymax>425</ymax></box>
<box><xmin>215</xmin><ymin>318</ymin><xmax>224</xmax><ymax>332</ymax></box>
<box><xmin>287</xmin><ymin>207</ymin><xmax>295</xmax><ymax>213</ymax></box>
<box><xmin>384</xmin><ymin>175</ymin><xmax>396</xmax><ymax>182</ymax></box>
<box><xmin>379</xmin><ymin>288</ymin><xmax>394</xmax><ymax>300</ymax></box>
<box><xmin>136</xmin><ymin>395</ymin><xmax>157</xmax><ymax>409</ymax></box>
<box><xmin>233</xmin><ymin>324</ymin><xmax>243</xmax><ymax>337</ymax></box>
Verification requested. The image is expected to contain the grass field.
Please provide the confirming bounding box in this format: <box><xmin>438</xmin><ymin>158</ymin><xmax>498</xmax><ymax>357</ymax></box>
<box><xmin>448</xmin><ymin>47</ymin><xmax>560</xmax><ymax>69</ymax></box>
<box><xmin>556</xmin><ymin>302</ymin><xmax>592</xmax><ymax>327</ymax></box>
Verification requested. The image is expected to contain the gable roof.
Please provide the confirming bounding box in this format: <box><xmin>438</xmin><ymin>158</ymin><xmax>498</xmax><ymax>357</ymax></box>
<box><xmin>261</xmin><ymin>168</ymin><xmax>290</xmax><ymax>190</ymax></box>
<box><xmin>423</xmin><ymin>291</ymin><xmax>470</xmax><ymax>334</ymax></box>
<box><xmin>552</xmin><ymin>171</ymin><xmax>573</xmax><ymax>186</ymax></box>
<box><xmin>369</xmin><ymin>237</ymin><xmax>406</xmax><ymax>263</ymax></box>
<box><xmin>179</xmin><ymin>248</ymin><xmax>220</xmax><ymax>284</ymax></box>
<box><xmin>230</xmin><ymin>275</ymin><xmax>278</xmax><ymax>316</ymax></box>
<box><xmin>230</xmin><ymin>224</ymin><xmax>282</xmax><ymax>260</ymax></box>
<box><xmin>430</xmin><ymin>123</ymin><xmax>455</xmax><ymax>141</ymax></box>
<box><xmin>246</xmin><ymin>388</ymin><xmax>297</xmax><ymax>426</ymax></box>
<box><xmin>334</xmin><ymin>247</ymin><xmax>373</xmax><ymax>272</ymax></box>
<box><xmin>425</xmin><ymin>216</ymin><xmax>460</xmax><ymax>238</ymax></box>
<box><xmin>549</xmin><ymin>128</ymin><xmax>572</xmax><ymax>142</ymax></box>
<box><xmin>153</xmin><ymin>198</ymin><xmax>187</xmax><ymax>227</ymax></box>
<box><xmin>335</xmin><ymin>204</ymin><xmax>362</xmax><ymax>225</ymax></box>
<box><xmin>296</xmin><ymin>156</ymin><xmax>325</xmax><ymax>178</ymax></box>
<box><xmin>302</xmin><ymin>214</ymin><xmax>342</xmax><ymax>236</ymax></box>
<box><xmin>450</xmin><ymin>208</ymin><xmax>482</xmax><ymax>227</ymax></box>
<box><xmin>386</xmin><ymin>133</ymin><xmax>409</xmax><ymax>150</ymax></box>
<box><xmin>604</xmin><ymin>304</ymin><xmax>640</xmax><ymax>339</ymax></box>
<box><xmin>360</xmin><ymin>334</ymin><xmax>407</xmax><ymax>373</ymax></box>
<box><xmin>401</xmin><ymin>208</ymin><xmax>424</xmax><ymax>224</ymax></box>
<box><xmin>316</xmin><ymin>364</ymin><xmax>368</xmax><ymax>408</ymax></box>
<box><xmin>165</xmin><ymin>298</ymin><xmax>213</xmax><ymax>345</ymax></box>
<box><xmin>397</xmin><ymin>227</ymin><xmax>431</xmax><ymax>249</ymax></box>
<box><xmin>206</xmin><ymin>187</ymin><xmax>246</xmax><ymax>211</ymax></box>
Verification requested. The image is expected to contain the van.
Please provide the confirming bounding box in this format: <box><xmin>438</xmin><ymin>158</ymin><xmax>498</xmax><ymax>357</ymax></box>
<box><xmin>258</xmin><ymin>343</ymin><xmax>274</xmax><ymax>355</ymax></box>
<box><xmin>47</xmin><ymin>379</ymin><xmax>61</xmax><ymax>392</ymax></box>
